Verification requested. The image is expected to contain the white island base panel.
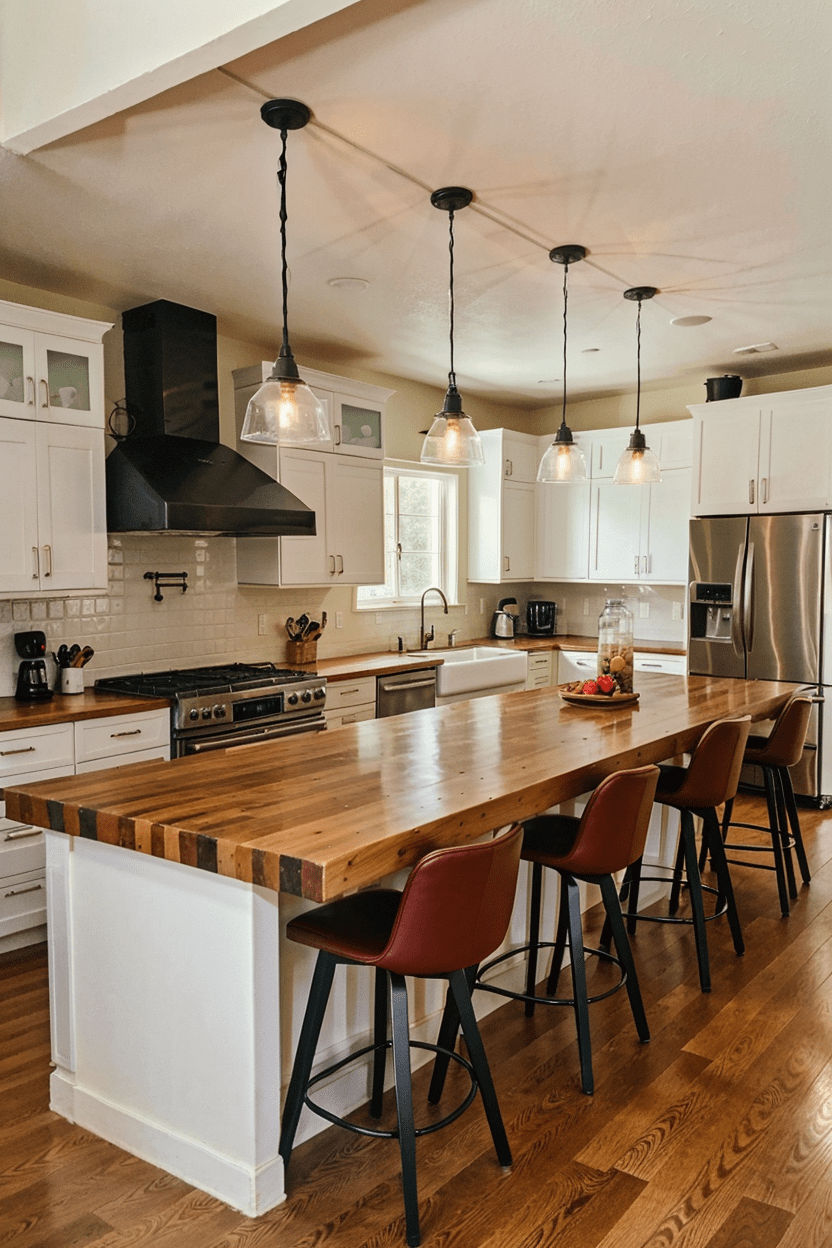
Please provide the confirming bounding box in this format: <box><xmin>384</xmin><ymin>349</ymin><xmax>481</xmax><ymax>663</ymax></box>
<box><xmin>43</xmin><ymin>802</ymin><xmax>680</xmax><ymax>1217</ymax></box>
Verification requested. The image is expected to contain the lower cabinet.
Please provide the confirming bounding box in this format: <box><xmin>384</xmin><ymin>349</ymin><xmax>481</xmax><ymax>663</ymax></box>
<box><xmin>324</xmin><ymin>677</ymin><xmax>377</xmax><ymax>729</ymax></box>
<box><xmin>0</xmin><ymin>709</ymin><xmax>170</xmax><ymax>951</ymax></box>
<box><xmin>525</xmin><ymin>652</ymin><xmax>553</xmax><ymax>689</ymax></box>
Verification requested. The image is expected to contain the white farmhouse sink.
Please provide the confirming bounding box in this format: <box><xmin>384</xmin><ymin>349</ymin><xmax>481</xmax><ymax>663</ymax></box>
<box><xmin>412</xmin><ymin>646</ymin><xmax>528</xmax><ymax>698</ymax></box>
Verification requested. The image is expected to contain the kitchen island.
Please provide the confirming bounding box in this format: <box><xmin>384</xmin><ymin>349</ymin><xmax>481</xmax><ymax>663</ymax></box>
<box><xmin>2</xmin><ymin>674</ymin><xmax>797</xmax><ymax>1217</ymax></box>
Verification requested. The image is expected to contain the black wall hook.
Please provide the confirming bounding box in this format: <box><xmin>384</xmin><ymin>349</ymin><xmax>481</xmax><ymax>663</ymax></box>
<box><xmin>144</xmin><ymin>571</ymin><xmax>188</xmax><ymax>602</ymax></box>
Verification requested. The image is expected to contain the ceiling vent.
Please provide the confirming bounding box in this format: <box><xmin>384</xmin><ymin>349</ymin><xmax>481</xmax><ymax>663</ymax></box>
<box><xmin>733</xmin><ymin>342</ymin><xmax>779</xmax><ymax>355</ymax></box>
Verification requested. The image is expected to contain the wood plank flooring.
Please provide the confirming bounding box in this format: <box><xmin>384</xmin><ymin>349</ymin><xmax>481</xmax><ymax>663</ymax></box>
<box><xmin>3</xmin><ymin>792</ymin><xmax>832</xmax><ymax>1247</ymax></box>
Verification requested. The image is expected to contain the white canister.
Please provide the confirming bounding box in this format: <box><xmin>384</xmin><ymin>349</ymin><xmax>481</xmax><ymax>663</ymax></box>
<box><xmin>59</xmin><ymin>667</ymin><xmax>84</xmax><ymax>694</ymax></box>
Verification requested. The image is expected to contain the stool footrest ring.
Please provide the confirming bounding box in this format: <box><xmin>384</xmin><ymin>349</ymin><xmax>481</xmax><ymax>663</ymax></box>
<box><xmin>305</xmin><ymin>1039</ymin><xmax>477</xmax><ymax>1139</ymax></box>
<box><xmin>476</xmin><ymin>941</ymin><xmax>627</xmax><ymax>1007</ymax></box>
<box><xmin>621</xmin><ymin>873</ymin><xmax>728</xmax><ymax>925</ymax></box>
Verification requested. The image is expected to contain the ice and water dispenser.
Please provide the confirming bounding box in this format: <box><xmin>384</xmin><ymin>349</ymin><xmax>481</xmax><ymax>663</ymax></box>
<box><xmin>689</xmin><ymin>582</ymin><xmax>734</xmax><ymax>643</ymax></box>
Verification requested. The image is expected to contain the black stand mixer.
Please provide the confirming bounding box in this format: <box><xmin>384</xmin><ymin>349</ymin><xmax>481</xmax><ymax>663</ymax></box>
<box><xmin>14</xmin><ymin>630</ymin><xmax>53</xmax><ymax>702</ymax></box>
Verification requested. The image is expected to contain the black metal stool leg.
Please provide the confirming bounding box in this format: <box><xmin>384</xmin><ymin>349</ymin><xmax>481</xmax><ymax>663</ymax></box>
<box><xmin>525</xmin><ymin>862</ymin><xmax>543</xmax><ymax>1017</ymax></box>
<box><xmin>773</xmin><ymin>769</ymin><xmax>798</xmax><ymax>900</ymax></box>
<box><xmin>427</xmin><ymin>964</ymin><xmax>476</xmax><ymax>1106</ymax></box>
<box><xmin>279</xmin><ymin>951</ymin><xmax>337</xmax><ymax>1165</ymax></box>
<box><xmin>389</xmin><ymin>972</ymin><xmax>420</xmax><ymax>1247</ymax></box>
<box><xmin>781</xmin><ymin>766</ymin><xmax>811</xmax><ymax>884</ymax></box>
<box><xmin>763</xmin><ymin>768</ymin><xmax>791</xmax><ymax>916</ymax></box>
<box><xmin>669</xmin><ymin>833</ymin><xmax>686</xmax><ymax>915</ymax></box>
<box><xmin>625</xmin><ymin>856</ymin><xmax>643</xmax><ymax>933</ymax></box>
<box><xmin>598</xmin><ymin>875</ymin><xmax>649</xmax><ymax>1043</ymax></box>
<box><xmin>544</xmin><ymin>879</ymin><xmax>569</xmax><ymax>997</ymax></box>
<box><xmin>680</xmin><ymin>811</ymin><xmax>711</xmax><ymax>993</ymax></box>
<box><xmin>563</xmin><ymin>876</ymin><xmax>593</xmax><ymax>1095</ymax></box>
<box><xmin>449</xmin><ymin>969</ymin><xmax>512</xmax><ymax>1168</ymax></box>
<box><xmin>370</xmin><ymin>966</ymin><xmax>388</xmax><ymax>1119</ymax></box>
<box><xmin>702</xmin><ymin>809</ymin><xmax>744</xmax><ymax>955</ymax></box>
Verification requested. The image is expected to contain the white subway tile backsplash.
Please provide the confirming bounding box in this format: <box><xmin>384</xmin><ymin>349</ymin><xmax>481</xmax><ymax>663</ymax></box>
<box><xmin>12</xmin><ymin>601</ymin><xmax>30</xmax><ymax>621</ymax></box>
<box><xmin>65</xmin><ymin>599</ymin><xmax>81</xmax><ymax>617</ymax></box>
<box><xmin>31</xmin><ymin>601</ymin><xmax>47</xmax><ymax>620</ymax></box>
<box><xmin>48</xmin><ymin>599</ymin><xmax>65</xmax><ymax>618</ymax></box>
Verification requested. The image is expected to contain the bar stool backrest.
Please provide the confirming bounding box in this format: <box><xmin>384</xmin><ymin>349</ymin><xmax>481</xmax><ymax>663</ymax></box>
<box><xmin>554</xmin><ymin>765</ymin><xmax>659</xmax><ymax>876</ymax></box>
<box><xmin>753</xmin><ymin>696</ymin><xmax>813</xmax><ymax>769</ymax></box>
<box><xmin>377</xmin><ymin>823</ymin><xmax>524</xmax><ymax>977</ymax></box>
<box><xmin>667</xmin><ymin>715</ymin><xmax>751</xmax><ymax>811</ymax></box>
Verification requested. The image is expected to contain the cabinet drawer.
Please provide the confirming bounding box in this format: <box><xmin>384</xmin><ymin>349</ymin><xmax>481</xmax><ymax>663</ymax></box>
<box><xmin>0</xmin><ymin>722</ymin><xmax>74</xmax><ymax>779</ymax></box>
<box><xmin>0</xmin><ymin>868</ymin><xmax>46</xmax><ymax>938</ymax></box>
<box><xmin>326</xmin><ymin>678</ymin><xmax>377</xmax><ymax>711</ymax></box>
<box><xmin>557</xmin><ymin>651</ymin><xmax>597</xmax><ymax>683</ymax></box>
<box><xmin>527</xmin><ymin>653</ymin><xmax>552</xmax><ymax>673</ymax></box>
<box><xmin>75</xmin><ymin>745</ymin><xmax>171</xmax><ymax>774</ymax></box>
<box><xmin>0</xmin><ymin>826</ymin><xmax>44</xmax><ymax>878</ymax></box>
<box><xmin>325</xmin><ymin>704</ymin><xmax>376</xmax><ymax>730</ymax></box>
<box><xmin>634</xmin><ymin>654</ymin><xmax>687</xmax><ymax>675</ymax></box>
<box><xmin>526</xmin><ymin>673</ymin><xmax>552</xmax><ymax>690</ymax></box>
<box><xmin>74</xmin><ymin>709</ymin><xmax>170</xmax><ymax>764</ymax></box>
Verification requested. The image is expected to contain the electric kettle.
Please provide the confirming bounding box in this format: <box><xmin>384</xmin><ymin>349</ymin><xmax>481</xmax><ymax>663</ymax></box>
<box><xmin>491</xmin><ymin>598</ymin><xmax>519</xmax><ymax>638</ymax></box>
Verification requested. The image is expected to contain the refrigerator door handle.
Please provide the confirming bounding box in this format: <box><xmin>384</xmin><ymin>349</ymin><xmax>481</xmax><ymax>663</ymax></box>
<box><xmin>744</xmin><ymin>541</ymin><xmax>755</xmax><ymax>653</ymax></box>
<box><xmin>732</xmin><ymin>543</ymin><xmax>746</xmax><ymax>654</ymax></box>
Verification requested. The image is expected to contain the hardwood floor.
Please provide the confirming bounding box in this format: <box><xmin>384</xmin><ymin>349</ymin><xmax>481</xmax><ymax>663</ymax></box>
<box><xmin>3</xmin><ymin>792</ymin><xmax>832</xmax><ymax>1247</ymax></box>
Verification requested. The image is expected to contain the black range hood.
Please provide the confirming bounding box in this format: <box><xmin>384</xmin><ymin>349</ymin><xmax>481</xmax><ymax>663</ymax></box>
<box><xmin>106</xmin><ymin>300</ymin><xmax>316</xmax><ymax>537</ymax></box>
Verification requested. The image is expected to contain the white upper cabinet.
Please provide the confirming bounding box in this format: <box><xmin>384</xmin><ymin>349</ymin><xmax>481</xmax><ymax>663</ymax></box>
<box><xmin>0</xmin><ymin>300</ymin><xmax>110</xmax><ymax>593</ymax></box>
<box><xmin>468</xmin><ymin>428</ymin><xmax>539</xmax><ymax>582</ymax></box>
<box><xmin>689</xmin><ymin>385</ymin><xmax>832</xmax><ymax>516</ymax></box>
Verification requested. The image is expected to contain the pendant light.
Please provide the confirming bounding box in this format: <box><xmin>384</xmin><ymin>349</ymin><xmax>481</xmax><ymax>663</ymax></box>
<box><xmin>537</xmin><ymin>245</ymin><xmax>589</xmax><ymax>483</ymax></box>
<box><xmin>421</xmin><ymin>187</ymin><xmax>484</xmax><ymax>467</ymax></box>
<box><xmin>613</xmin><ymin>286</ymin><xmax>662</xmax><ymax>485</ymax></box>
<box><xmin>241</xmin><ymin>99</ymin><xmax>329</xmax><ymax>446</ymax></box>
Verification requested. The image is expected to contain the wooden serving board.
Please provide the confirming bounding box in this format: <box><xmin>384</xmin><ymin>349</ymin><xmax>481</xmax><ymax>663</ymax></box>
<box><xmin>559</xmin><ymin>688</ymin><xmax>639</xmax><ymax>708</ymax></box>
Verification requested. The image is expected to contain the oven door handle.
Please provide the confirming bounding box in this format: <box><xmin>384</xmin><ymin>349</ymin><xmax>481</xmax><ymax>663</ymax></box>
<box><xmin>185</xmin><ymin>717</ymin><xmax>326</xmax><ymax>754</ymax></box>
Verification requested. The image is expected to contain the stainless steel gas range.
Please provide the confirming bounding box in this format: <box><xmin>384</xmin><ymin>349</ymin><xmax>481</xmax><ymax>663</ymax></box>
<box><xmin>95</xmin><ymin>663</ymin><xmax>326</xmax><ymax>757</ymax></box>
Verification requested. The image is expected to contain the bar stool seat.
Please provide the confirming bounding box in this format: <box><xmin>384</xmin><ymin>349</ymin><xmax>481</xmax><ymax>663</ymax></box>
<box><xmin>429</xmin><ymin>766</ymin><xmax>660</xmax><ymax>1099</ymax></box>
<box><xmin>719</xmin><ymin>695</ymin><xmax>813</xmax><ymax>916</ymax></box>
<box><xmin>608</xmin><ymin>716</ymin><xmax>751</xmax><ymax>993</ymax></box>
<box><xmin>279</xmin><ymin>822</ymin><xmax>524</xmax><ymax>1248</ymax></box>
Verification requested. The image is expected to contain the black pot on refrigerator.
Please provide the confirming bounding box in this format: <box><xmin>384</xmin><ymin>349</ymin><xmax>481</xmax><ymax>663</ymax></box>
<box><xmin>526</xmin><ymin>601</ymin><xmax>557</xmax><ymax>636</ymax></box>
<box><xmin>14</xmin><ymin>631</ymin><xmax>53</xmax><ymax>701</ymax></box>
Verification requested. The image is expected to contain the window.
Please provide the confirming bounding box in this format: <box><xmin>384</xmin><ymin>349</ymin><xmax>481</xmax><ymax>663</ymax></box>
<box><xmin>357</xmin><ymin>467</ymin><xmax>458</xmax><ymax>607</ymax></box>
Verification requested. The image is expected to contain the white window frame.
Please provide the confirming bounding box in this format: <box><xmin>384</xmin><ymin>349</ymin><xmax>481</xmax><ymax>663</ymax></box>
<box><xmin>356</xmin><ymin>465</ymin><xmax>458</xmax><ymax>609</ymax></box>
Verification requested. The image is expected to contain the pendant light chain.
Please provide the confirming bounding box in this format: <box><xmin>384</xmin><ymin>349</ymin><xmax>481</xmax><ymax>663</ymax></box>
<box><xmin>447</xmin><ymin>206</ymin><xmax>456</xmax><ymax>390</ymax></box>
<box><xmin>277</xmin><ymin>126</ymin><xmax>291</xmax><ymax>353</ymax></box>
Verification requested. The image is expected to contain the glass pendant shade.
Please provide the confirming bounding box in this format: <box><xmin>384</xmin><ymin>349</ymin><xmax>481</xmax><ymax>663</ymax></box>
<box><xmin>241</xmin><ymin>375</ymin><xmax>329</xmax><ymax>444</ymax></box>
<box><xmin>537</xmin><ymin>427</ymin><xmax>587</xmax><ymax>482</ymax></box>
<box><xmin>421</xmin><ymin>406</ymin><xmax>484</xmax><ymax>466</ymax></box>
<box><xmin>613</xmin><ymin>429</ymin><xmax>662</xmax><ymax>484</ymax></box>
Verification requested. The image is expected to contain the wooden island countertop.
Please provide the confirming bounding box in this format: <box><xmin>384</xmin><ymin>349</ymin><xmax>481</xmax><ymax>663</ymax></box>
<box><xmin>4</xmin><ymin>674</ymin><xmax>795</xmax><ymax>904</ymax></box>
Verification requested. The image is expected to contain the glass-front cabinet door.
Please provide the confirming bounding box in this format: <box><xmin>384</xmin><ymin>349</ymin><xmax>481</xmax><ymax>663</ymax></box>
<box><xmin>0</xmin><ymin>323</ymin><xmax>36</xmax><ymax>419</ymax></box>
<box><xmin>34</xmin><ymin>333</ymin><xmax>103</xmax><ymax>427</ymax></box>
<box><xmin>334</xmin><ymin>393</ymin><xmax>384</xmax><ymax>459</ymax></box>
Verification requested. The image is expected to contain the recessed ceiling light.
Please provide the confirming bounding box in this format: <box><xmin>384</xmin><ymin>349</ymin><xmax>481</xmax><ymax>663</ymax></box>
<box><xmin>670</xmin><ymin>315</ymin><xmax>712</xmax><ymax>326</ymax></box>
<box><xmin>733</xmin><ymin>342</ymin><xmax>778</xmax><ymax>355</ymax></box>
<box><xmin>327</xmin><ymin>276</ymin><xmax>370</xmax><ymax>291</ymax></box>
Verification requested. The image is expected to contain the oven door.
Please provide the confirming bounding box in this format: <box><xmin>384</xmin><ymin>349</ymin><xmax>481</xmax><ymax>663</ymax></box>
<box><xmin>175</xmin><ymin>714</ymin><xmax>326</xmax><ymax>757</ymax></box>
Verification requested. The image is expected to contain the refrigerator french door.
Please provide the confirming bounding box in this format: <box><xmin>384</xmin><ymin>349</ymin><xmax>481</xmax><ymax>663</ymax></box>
<box><xmin>689</xmin><ymin>512</ymin><xmax>829</xmax><ymax>805</ymax></box>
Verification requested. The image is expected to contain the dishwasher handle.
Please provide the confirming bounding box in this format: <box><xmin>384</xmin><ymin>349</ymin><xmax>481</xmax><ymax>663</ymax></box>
<box><xmin>377</xmin><ymin>678</ymin><xmax>437</xmax><ymax>693</ymax></box>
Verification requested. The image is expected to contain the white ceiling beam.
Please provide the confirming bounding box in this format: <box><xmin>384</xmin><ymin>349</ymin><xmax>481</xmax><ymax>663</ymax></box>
<box><xmin>0</xmin><ymin>0</ymin><xmax>359</xmax><ymax>154</ymax></box>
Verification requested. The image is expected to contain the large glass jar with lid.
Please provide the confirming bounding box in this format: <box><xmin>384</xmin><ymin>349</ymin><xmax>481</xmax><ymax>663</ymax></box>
<box><xmin>597</xmin><ymin>599</ymin><xmax>634</xmax><ymax>693</ymax></box>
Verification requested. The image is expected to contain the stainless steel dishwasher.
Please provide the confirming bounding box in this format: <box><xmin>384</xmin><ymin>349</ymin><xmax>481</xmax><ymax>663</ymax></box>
<box><xmin>376</xmin><ymin>668</ymin><xmax>436</xmax><ymax>717</ymax></box>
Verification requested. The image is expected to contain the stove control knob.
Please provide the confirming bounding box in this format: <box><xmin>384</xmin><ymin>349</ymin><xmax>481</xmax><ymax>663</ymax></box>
<box><xmin>313</xmin><ymin>687</ymin><xmax>325</xmax><ymax>700</ymax></box>
<box><xmin>202</xmin><ymin>707</ymin><xmax>212</xmax><ymax>720</ymax></box>
<box><xmin>301</xmin><ymin>690</ymin><xmax>313</xmax><ymax>703</ymax></box>
<box><xmin>189</xmin><ymin>708</ymin><xmax>199</xmax><ymax>721</ymax></box>
<box><xmin>213</xmin><ymin>705</ymin><xmax>226</xmax><ymax>719</ymax></box>
<box><xmin>288</xmin><ymin>693</ymin><xmax>299</xmax><ymax>705</ymax></box>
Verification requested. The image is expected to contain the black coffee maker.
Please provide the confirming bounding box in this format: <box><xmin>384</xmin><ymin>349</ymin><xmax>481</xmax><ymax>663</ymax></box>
<box><xmin>14</xmin><ymin>631</ymin><xmax>53</xmax><ymax>702</ymax></box>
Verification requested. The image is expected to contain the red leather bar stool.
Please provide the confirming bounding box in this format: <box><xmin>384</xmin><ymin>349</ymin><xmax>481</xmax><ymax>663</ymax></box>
<box><xmin>430</xmin><ymin>766</ymin><xmax>660</xmax><ymax>1099</ymax></box>
<box><xmin>609</xmin><ymin>716</ymin><xmax>751</xmax><ymax>993</ymax></box>
<box><xmin>279</xmin><ymin>822</ymin><xmax>524</xmax><ymax>1248</ymax></box>
<box><xmin>719</xmin><ymin>695</ymin><xmax>813</xmax><ymax>916</ymax></box>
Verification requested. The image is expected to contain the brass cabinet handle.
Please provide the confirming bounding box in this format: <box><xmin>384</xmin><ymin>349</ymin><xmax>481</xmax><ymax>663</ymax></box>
<box><xmin>749</xmin><ymin>479</ymin><xmax>755</xmax><ymax>505</ymax></box>
<box><xmin>5</xmin><ymin>883</ymin><xmax>44</xmax><ymax>898</ymax></box>
<box><xmin>1</xmin><ymin>746</ymin><xmax>36</xmax><ymax>756</ymax></box>
<box><xmin>43</xmin><ymin>544</ymin><xmax>52</xmax><ymax>577</ymax></box>
<box><xmin>32</xmin><ymin>546</ymin><xmax>40</xmax><ymax>579</ymax></box>
<box><xmin>40</xmin><ymin>378</ymin><xmax>49</xmax><ymax>408</ymax></box>
<box><xmin>110</xmin><ymin>729</ymin><xmax>142</xmax><ymax>738</ymax></box>
<box><xmin>336</xmin><ymin>554</ymin><xmax>344</xmax><ymax>574</ymax></box>
<box><xmin>26</xmin><ymin>376</ymin><xmax>36</xmax><ymax>405</ymax></box>
<box><xmin>5</xmin><ymin>828</ymin><xmax>42</xmax><ymax>841</ymax></box>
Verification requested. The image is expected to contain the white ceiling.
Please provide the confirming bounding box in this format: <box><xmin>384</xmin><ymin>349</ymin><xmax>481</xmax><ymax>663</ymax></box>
<box><xmin>1</xmin><ymin>0</ymin><xmax>831</xmax><ymax>405</ymax></box>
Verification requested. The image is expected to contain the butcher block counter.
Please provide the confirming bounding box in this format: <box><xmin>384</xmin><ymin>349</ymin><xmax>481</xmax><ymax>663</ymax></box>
<box><xmin>2</xmin><ymin>673</ymin><xmax>796</xmax><ymax>1220</ymax></box>
<box><xmin>0</xmin><ymin>690</ymin><xmax>171</xmax><ymax>730</ymax></box>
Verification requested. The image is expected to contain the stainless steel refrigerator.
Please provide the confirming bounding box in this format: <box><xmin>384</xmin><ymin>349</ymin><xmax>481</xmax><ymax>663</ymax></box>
<box><xmin>689</xmin><ymin>512</ymin><xmax>830</xmax><ymax>805</ymax></box>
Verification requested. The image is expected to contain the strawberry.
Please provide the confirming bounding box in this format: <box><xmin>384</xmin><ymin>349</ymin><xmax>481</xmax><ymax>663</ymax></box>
<box><xmin>581</xmin><ymin>679</ymin><xmax>599</xmax><ymax>695</ymax></box>
<box><xmin>596</xmin><ymin>674</ymin><xmax>615</xmax><ymax>695</ymax></box>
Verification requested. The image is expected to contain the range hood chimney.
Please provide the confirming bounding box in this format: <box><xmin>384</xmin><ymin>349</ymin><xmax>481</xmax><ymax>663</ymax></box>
<box><xmin>106</xmin><ymin>299</ymin><xmax>316</xmax><ymax>536</ymax></box>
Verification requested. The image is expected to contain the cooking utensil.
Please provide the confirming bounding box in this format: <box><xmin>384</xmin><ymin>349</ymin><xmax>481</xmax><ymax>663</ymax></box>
<box><xmin>56</xmin><ymin>644</ymin><xmax>69</xmax><ymax>667</ymax></box>
<box><xmin>295</xmin><ymin>613</ymin><xmax>310</xmax><ymax>636</ymax></box>
<box><xmin>77</xmin><ymin>646</ymin><xmax>94</xmax><ymax>667</ymax></box>
<box><xmin>67</xmin><ymin>644</ymin><xmax>81</xmax><ymax>664</ymax></box>
<box><xmin>302</xmin><ymin>618</ymin><xmax>319</xmax><ymax>639</ymax></box>
<box><xmin>491</xmin><ymin>598</ymin><xmax>519</xmax><ymax>639</ymax></box>
<box><xmin>285</xmin><ymin>618</ymin><xmax>296</xmax><ymax>639</ymax></box>
<box><xmin>705</xmin><ymin>374</ymin><xmax>743</xmax><ymax>402</ymax></box>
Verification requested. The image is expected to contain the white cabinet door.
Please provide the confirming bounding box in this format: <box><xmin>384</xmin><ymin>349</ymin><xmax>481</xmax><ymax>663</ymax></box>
<box><xmin>277</xmin><ymin>450</ymin><xmax>330</xmax><ymax>585</ymax></box>
<box><xmin>502</xmin><ymin>483</ymin><xmax>535</xmax><ymax>580</ymax></box>
<box><xmin>37</xmin><ymin>423</ymin><xmax>107</xmax><ymax>590</ymax></box>
<box><xmin>33</xmin><ymin>333</ymin><xmax>104</xmax><ymax>428</ymax></box>
<box><xmin>0</xmin><ymin>417</ymin><xmax>39</xmax><ymax>592</ymax></box>
<box><xmin>536</xmin><ymin>482</ymin><xmax>590</xmax><ymax>580</ymax></box>
<box><xmin>331</xmin><ymin>458</ymin><xmax>385</xmax><ymax>584</ymax></box>
<box><xmin>0</xmin><ymin>323</ymin><xmax>36</xmax><ymax>419</ymax></box>
<box><xmin>503</xmin><ymin>432</ymin><xmax>539</xmax><ymax>482</ymax></box>
<box><xmin>691</xmin><ymin>407</ymin><xmax>761</xmax><ymax>515</ymax></box>
<box><xmin>333</xmin><ymin>393</ymin><xmax>385</xmax><ymax>460</ymax></box>
<box><xmin>589</xmin><ymin>481</ymin><xmax>643</xmax><ymax>581</ymax></box>
<box><xmin>643</xmin><ymin>468</ymin><xmax>692</xmax><ymax>582</ymax></box>
<box><xmin>760</xmin><ymin>398</ymin><xmax>832</xmax><ymax>512</ymax></box>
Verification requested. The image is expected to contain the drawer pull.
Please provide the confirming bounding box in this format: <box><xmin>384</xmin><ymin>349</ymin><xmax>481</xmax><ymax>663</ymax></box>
<box><xmin>5</xmin><ymin>883</ymin><xmax>44</xmax><ymax>898</ymax></box>
<box><xmin>110</xmin><ymin>729</ymin><xmax>142</xmax><ymax>738</ymax></box>
<box><xmin>5</xmin><ymin>828</ymin><xmax>42</xmax><ymax>841</ymax></box>
<box><xmin>641</xmin><ymin>662</ymin><xmax>662</xmax><ymax>669</ymax></box>
<box><xmin>339</xmin><ymin>687</ymin><xmax>364</xmax><ymax>696</ymax></box>
<box><xmin>1</xmin><ymin>746</ymin><xmax>36</xmax><ymax>756</ymax></box>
